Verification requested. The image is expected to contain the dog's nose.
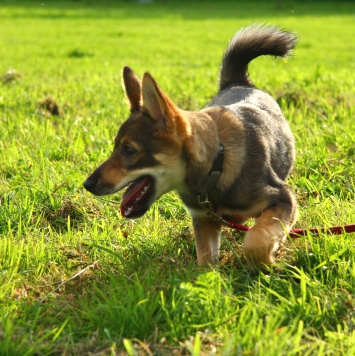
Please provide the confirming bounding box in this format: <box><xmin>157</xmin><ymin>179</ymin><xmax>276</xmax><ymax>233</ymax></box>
<box><xmin>83</xmin><ymin>177</ymin><xmax>96</xmax><ymax>192</ymax></box>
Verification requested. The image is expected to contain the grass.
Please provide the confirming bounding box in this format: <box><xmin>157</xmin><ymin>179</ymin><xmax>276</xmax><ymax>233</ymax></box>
<box><xmin>0</xmin><ymin>0</ymin><xmax>354</xmax><ymax>354</ymax></box>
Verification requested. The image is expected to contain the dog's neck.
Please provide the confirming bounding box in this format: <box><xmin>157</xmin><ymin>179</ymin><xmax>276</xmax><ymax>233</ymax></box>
<box><xmin>179</xmin><ymin>110</ymin><xmax>222</xmax><ymax>195</ymax></box>
<box><xmin>178</xmin><ymin>107</ymin><xmax>246</xmax><ymax>208</ymax></box>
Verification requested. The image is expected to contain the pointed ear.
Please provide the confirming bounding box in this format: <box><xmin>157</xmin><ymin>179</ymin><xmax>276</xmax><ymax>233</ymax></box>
<box><xmin>122</xmin><ymin>66</ymin><xmax>141</xmax><ymax>111</ymax></box>
<box><xmin>142</xmin><ymin>72</ymin><xmax>190</xmax><ymax>136</ymax></box>
<box><xmin>142</xmin><ymin>72</ymin><xmax>168</xmax><ymax>125</ymax></box>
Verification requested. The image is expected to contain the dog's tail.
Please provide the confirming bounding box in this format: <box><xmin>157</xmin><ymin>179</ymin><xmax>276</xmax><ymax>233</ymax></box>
<box><xmin>219</xmin><ymin>24</ymin><xmax>297</xmax><ymax>91</ymax></box>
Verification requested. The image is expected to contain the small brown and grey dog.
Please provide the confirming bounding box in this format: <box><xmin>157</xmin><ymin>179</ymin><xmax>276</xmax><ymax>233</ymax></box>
<box><xmin>84</xmin><ymin>24</ymin><xmax>298</xmax><ymax>268</ymax></box>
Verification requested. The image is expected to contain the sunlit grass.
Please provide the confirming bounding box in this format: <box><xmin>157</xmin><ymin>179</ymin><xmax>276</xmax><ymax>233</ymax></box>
<box><xmin>0</xmin><ymin>0</ymin><xmax>354</xmax><ymax>354</ymax></box>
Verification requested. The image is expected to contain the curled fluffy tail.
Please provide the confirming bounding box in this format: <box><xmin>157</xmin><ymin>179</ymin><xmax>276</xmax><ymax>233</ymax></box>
<box><xmin>219</xmin><ymin>24</ymin><xmax>297</xmax><ymax>91</ymax></box>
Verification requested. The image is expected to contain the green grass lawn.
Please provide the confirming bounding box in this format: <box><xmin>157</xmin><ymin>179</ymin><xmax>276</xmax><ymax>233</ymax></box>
<box><xmin>1</xmin><ymin>0</ymin><xmax>354</xmax><ymax>354</ymax></box>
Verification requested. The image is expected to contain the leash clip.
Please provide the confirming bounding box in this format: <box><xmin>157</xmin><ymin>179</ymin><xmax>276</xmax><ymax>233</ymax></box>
<box><xmin>197</xmin><ymin>195</ymin><xmax>232</xmax><ymax>227</ymax></box>
<box><xmin>197</xmin><ymin>194</ymin><xmax>214</xmax><ymax>212</ymax></box>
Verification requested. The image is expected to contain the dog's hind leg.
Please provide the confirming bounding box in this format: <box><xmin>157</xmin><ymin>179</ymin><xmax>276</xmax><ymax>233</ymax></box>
<box><xmin>242</xmin><ymin>187</ymin><xmax>297</xmax><ymax>269</ymax></box>
<box><xmin>192</xmin><ymin>217</ymin><xmax>222</xmax><ymax>266</ymax></box>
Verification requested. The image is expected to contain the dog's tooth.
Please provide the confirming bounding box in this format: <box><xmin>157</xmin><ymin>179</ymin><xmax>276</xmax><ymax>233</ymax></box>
<box><xmin>139</xmin><ymin>185</ymin><xmax>150</xmax><ymax>199</ymax></box>
<box><xmin>125</xmin><ymin>206</ymin><xmax>132</xmax><ymax>215</ymax></box>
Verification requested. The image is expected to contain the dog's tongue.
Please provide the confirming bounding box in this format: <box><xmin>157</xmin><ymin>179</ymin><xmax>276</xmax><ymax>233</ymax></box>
<box><xmin>120</xmin><ymin>176</ymin><xmax>152</xmax><ymax>217</ymax></box>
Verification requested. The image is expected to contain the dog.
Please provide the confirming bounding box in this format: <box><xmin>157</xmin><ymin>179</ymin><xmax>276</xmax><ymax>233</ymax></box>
<box><xmin>84</xmin><ymin>24</ymin><xmax>298</xmax><ymax>268</ymax></box>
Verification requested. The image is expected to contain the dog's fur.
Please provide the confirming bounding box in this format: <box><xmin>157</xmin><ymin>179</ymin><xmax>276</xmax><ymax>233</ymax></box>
<box><xmin>84</xmin><ymin>24</ymin><xmax>298</xmax><ymax>268</ymax></box>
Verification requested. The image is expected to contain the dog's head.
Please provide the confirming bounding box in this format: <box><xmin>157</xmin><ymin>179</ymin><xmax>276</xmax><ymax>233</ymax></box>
<box><xmin>84</xmin><ymin>66</ymin><xmax>191</xmax><ymax>218</ymax></box>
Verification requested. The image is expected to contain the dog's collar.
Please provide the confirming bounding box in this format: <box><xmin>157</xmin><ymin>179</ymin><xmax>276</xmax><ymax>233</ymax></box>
<box><xmin>197</xmin><ymin>143</ymin><xmax>233</xmax><ymax>226</ymax></box>
<box><xmin>197</xmin><ymin>142</ymin><xmax>224</xmax><ymax>205</ymax></box>
<box><xmin>201</xmin><ymin>143</ymin><xmax>224</xmax><ymax>196</ymax></box>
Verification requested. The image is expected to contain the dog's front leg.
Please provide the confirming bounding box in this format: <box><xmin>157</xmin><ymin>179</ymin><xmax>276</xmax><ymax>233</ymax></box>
<box><xmin>243</xmin><ymin>190</ymin><xmax>297</xmax><ymax>269</ymax></box>
<box><xmin>192</xmin><ymin>217</ymin><xmax>222</xmax><ymax>266</ymax></box>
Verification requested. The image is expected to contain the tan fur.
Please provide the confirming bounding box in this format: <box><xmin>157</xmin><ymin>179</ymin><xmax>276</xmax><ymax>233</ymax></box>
<box><xmin>93</xmin><ymin>157</ymin><xmax>127</xmax><ymax>187</ymax></box>
<box><xmin>203</xmin><ymin>107</ymin><xmax>246</xmax><ymax>191</ymax></box>
<box><xmin>193</xmin><ymin>217</ymin><xmax>222</xmax><ymax>266</ymax></box>
<box><xmin>243</xmin><ymin>196</ymin><xmax>297</xmax><ymax>268</ymax></box>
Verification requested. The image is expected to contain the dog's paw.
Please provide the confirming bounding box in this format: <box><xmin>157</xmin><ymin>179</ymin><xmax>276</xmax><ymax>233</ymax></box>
<box><xmin>242</xmin><ymin>226</ymin><xmax>284</xmax><ymax>268</ymax></box>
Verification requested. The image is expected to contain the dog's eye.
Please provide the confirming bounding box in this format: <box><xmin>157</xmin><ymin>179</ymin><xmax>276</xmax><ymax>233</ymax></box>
<box><xmin>123</xmin><ymin>145</ymin><xmax>137</xmax><ymax>157</ymax></box>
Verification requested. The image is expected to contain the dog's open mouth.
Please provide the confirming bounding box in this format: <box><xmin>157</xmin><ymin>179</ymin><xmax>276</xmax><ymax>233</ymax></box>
<box><xmin>120</xmin><ymin>176</ymin><xmax>155</xmax><ymax>218</ymax></box>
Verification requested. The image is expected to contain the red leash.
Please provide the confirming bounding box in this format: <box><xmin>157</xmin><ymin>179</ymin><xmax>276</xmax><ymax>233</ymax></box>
<box><xmin>226</xmin><ymin>221</ymin><xmax>355</xmax><ymax>239</ymax></box>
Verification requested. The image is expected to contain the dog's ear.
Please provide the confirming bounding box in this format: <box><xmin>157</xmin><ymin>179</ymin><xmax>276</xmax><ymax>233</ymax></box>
<box><xmin>122</xmin><ymin>66</ymin><xmax>141</xmax><ymax>110</ymax></box>
<box><xmin>142</xmin><ymin>72</ymin><xmax>190</xmax><ymax>136</ymax></box>
<box><xmin>142</xmin><ymin>73</ymin><xmax>168</xmax><ymax>125</ymax></box>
